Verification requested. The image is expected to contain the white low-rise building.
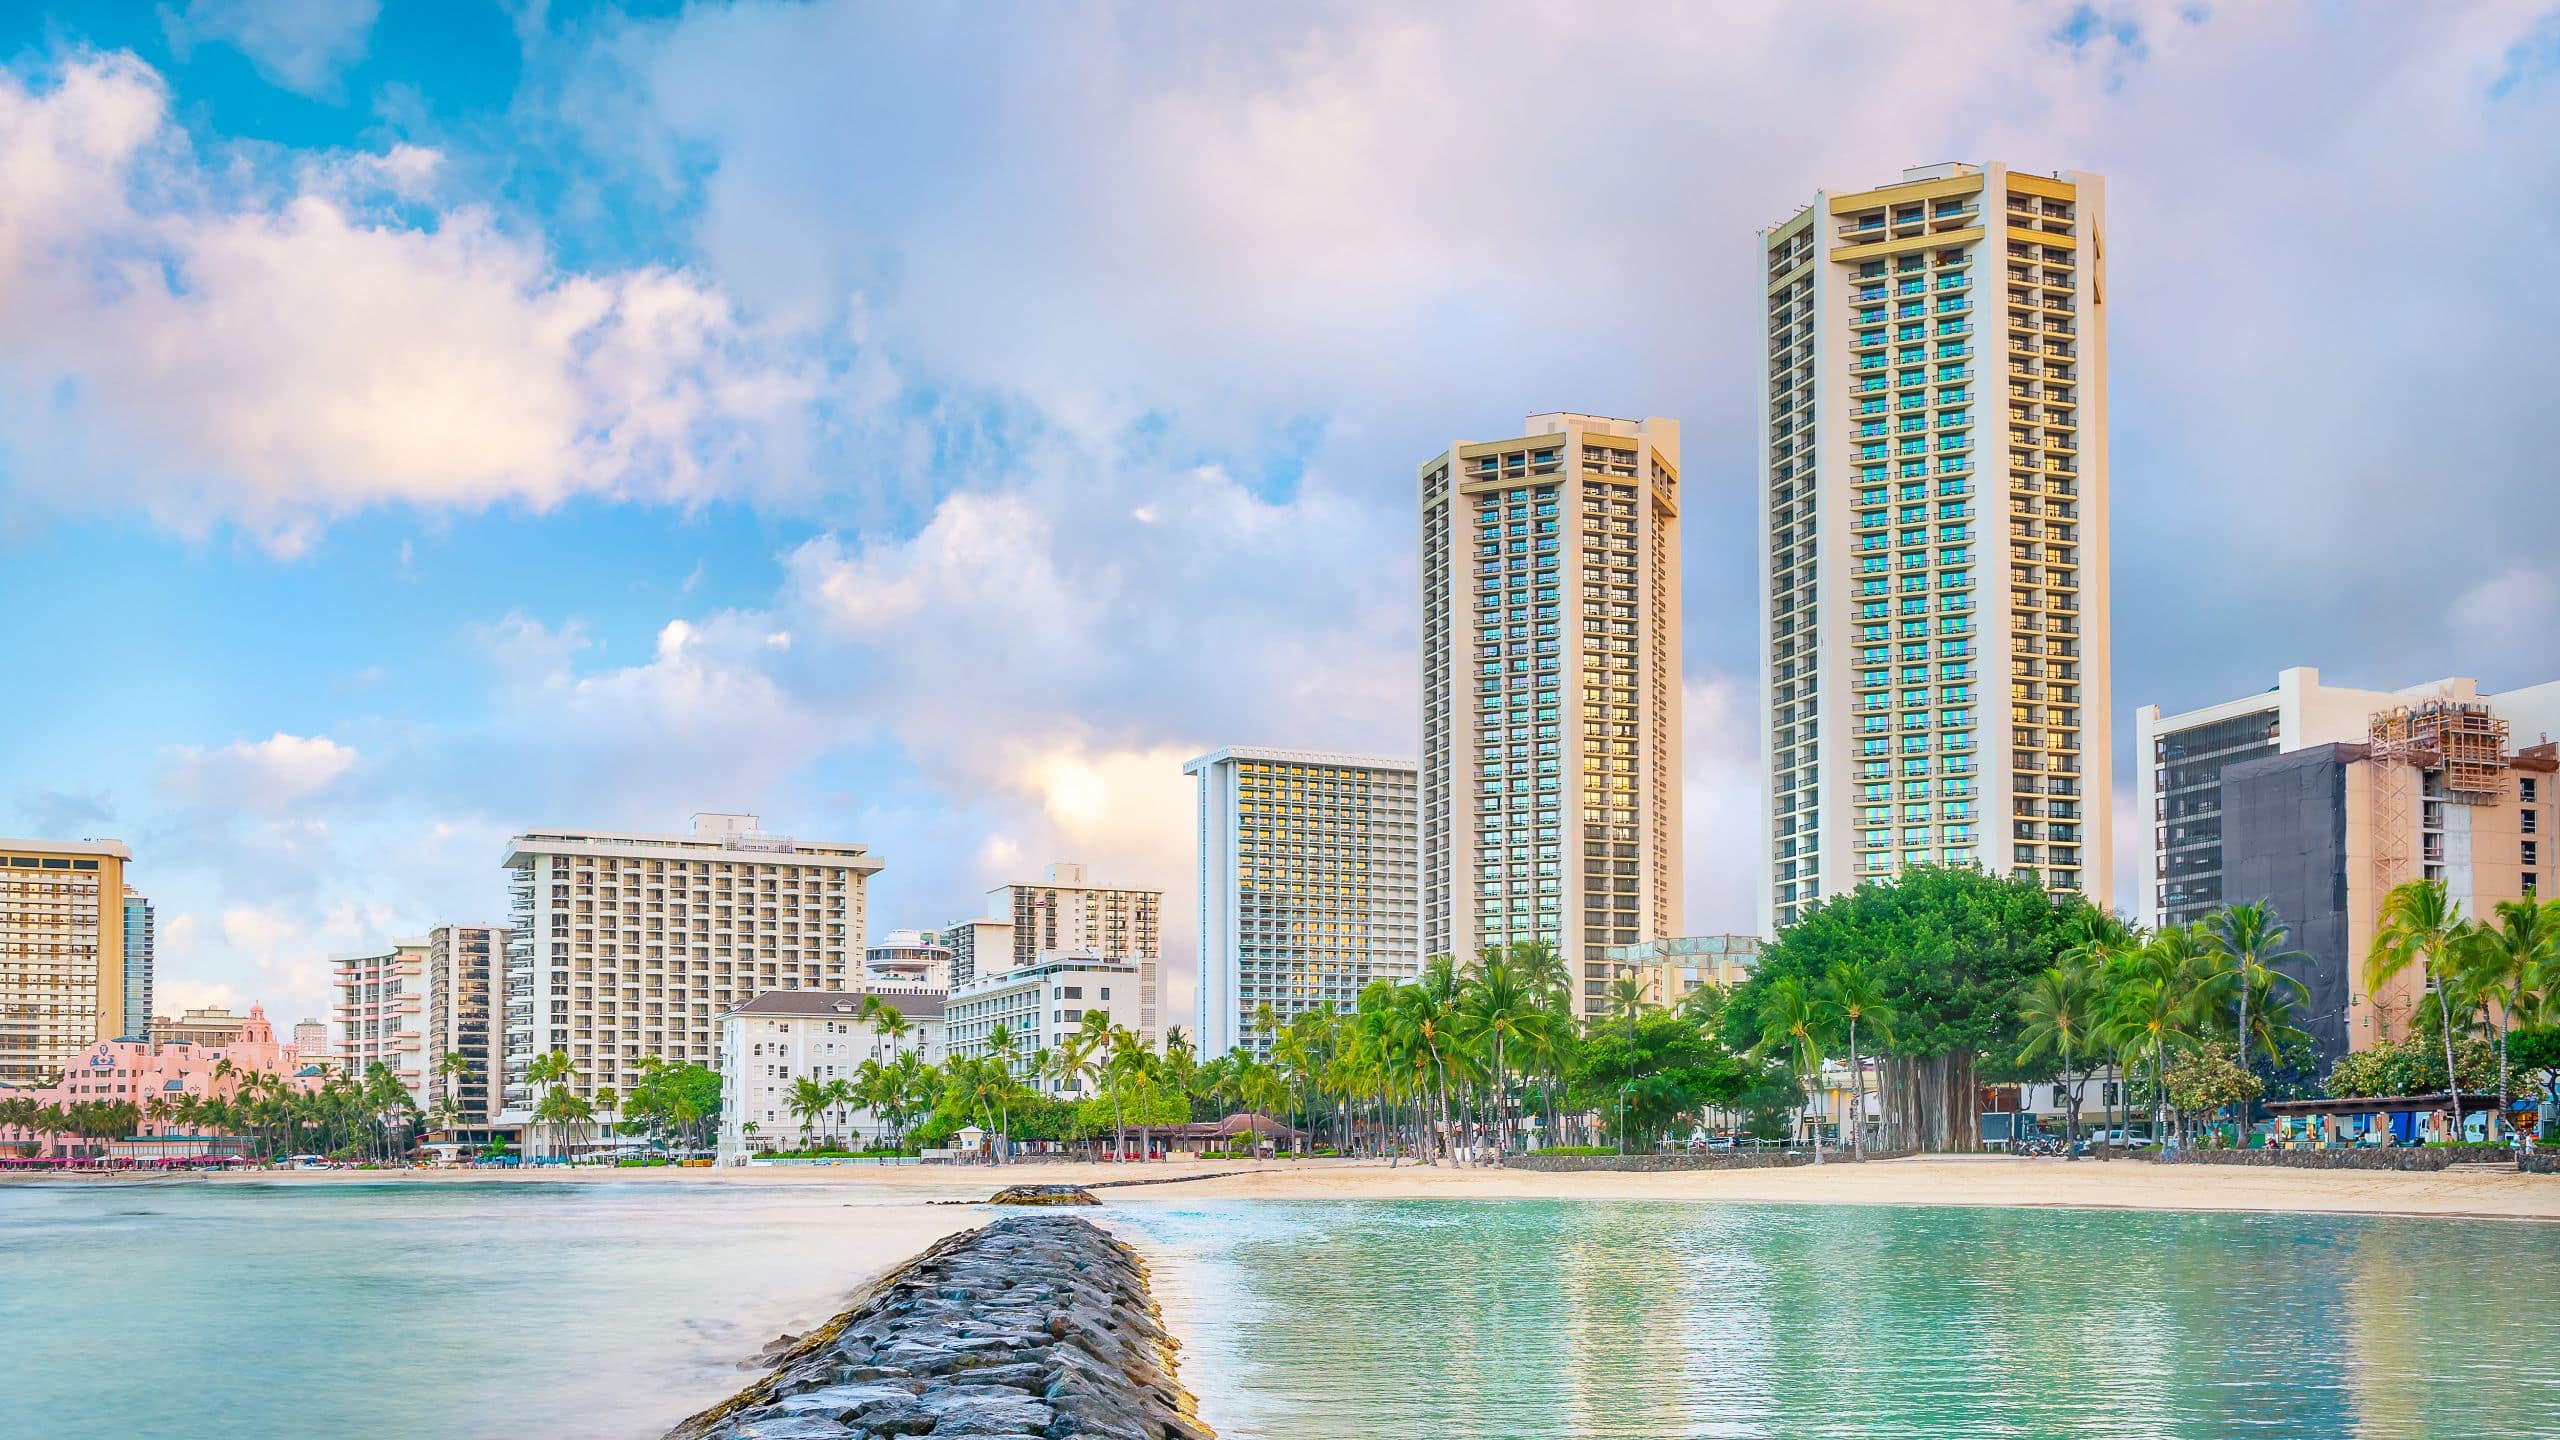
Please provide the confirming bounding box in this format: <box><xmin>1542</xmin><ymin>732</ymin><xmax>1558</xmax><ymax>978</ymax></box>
<box><xmin>946</xmin><ymin>954</ymin><xmax>1146</xmax><ymax>1097</ymax></box>
<box><xmin>717</xmin><ymin>990</ymin><xmax>944</xmax><ymax>1161</ymax></box>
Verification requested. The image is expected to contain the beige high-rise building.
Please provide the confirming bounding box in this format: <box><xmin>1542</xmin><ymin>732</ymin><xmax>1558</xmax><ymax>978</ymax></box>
<box><xmin>424</xmin><ymin>923</ymin><xmax>504</xmax><ymax>1129</ymax></box>
<box><xmin>1184</xmin><ymin>747</ymin><xmax>1420</xmax><ymax>1059</ymax></box>
<box><xmin>983</xmin><ymin>862</ymin><xmax>1161</xmax><ymax>1041</ymax></box>
<box><xmin>1419</xmin><ymin>413</ymin><xmax>1684</xmax><ymax>1021</ymax></box>
<box><xmin>0</xmin><ymin>837</ymin><xmax>131</xmax><ymax>1087</ymax></box>
<box><xmin>1760</xmin><ymin>164</ymin><xmax>2112</xmax><ymax>933</ymax></box>
<box><xmin>333</xmin><ymin>937</ymin><xmax>430</xmax><ymax>1098</ymax></box>
<box><xmin>499</xmin><ymin>813</ymin><xmax>881</xmax><ymax>1137</ymax></box>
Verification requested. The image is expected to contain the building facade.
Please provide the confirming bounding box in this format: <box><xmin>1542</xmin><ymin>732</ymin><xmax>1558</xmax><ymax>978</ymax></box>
<box><xmin>1184</xmin><ymin>746</ymin><xmax>1420</xmax><ymax>1059</ymax></box>
<box><xmin>149</xmin><ymin>1006</ymin><xmax>253</xmax><ymax>1050</ymax></box>
<box><xmin>2134</xmin><ymin>668</ymin><xmax>2560</xmax><ymax>931</ymax></box>
<box><xmin>946</xmin><ymin>957</ymin><xmax>1146</xmax><ymax>1095</ymax></box>
<box><xmin>984</xmin><ymin>863</ymin><xmax>1160</xmax><ymax>1041</ymax></box>
<box><xmin>0</xmin><ymin>1004</ymin><xmax>317</xmax><ymax>1156</ymax></box>
<box><xmin>424</xmin><ymin>924</ymin><xmax>503</xmax><ymax>1129</ymax></box>
<box><xmin>1601</xmin><ymin>933</ymin><xmax>1762</xmax><ymax>1008</ymax></box>
<box><xmin>938</xmin><ymin>917</ymin><xmax>1015</xmax><ymax>991</ymax></box>
<box><xmin>716</xmin><ymin>989</ymin><xmax>945</xmax><ymax>1161</ymax></box>
<box><xmin>2220</xmin><ymin>718</ymin><xmax>2553</xmax><ymax>1070</ymax></box>
<box><xmin>0</xmin><ymin>837</ymin><xmax>131</xmax><ymax>1087</ymax></box>
<box><xmin>291</xmin><ymin>1019</ymin><xmax>333</xmax><ymax>1072</ymax></box>
<box><xmin>332</xmin><ymin>938</ymin><xmax>430</xmax><ymax>1100</ymax></box>
<box><xmin>120</xmin><ymin>889</ymin><xmax>153</xmax><ymax>1042</ymax></box>
<box><xmin>865</xmin><ymin>929</ymin><xmax>953</xmax><ymax>992</ymax></box>
<box><xmin>498</xmin><ymin>813</ymin><xmax>880</xmax><ymax>1133</ymax></box>
<box><xmin>1419</xmin><ymin>413</ymin><xmax>1685</xmax><ymax>1021</ymax></box>
<box><xmin>1759</xmin><ymin>164</ymin><xmax>2112</xmax><ymax>934</ymax></box>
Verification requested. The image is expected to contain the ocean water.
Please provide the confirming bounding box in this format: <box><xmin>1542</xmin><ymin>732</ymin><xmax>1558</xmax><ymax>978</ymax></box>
<box><xmin>1118</xmin><ymin>1198</ymin><xmax>2560</xmax><ymax>1440</ymax></box>
<box><xmin>4</xmin><ymin>1181</ymin><xmax>2556</xmax><ymax>1440</ymax></box>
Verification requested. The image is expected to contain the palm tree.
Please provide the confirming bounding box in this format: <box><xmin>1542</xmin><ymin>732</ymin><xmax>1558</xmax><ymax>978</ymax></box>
<box><xmin>435</xmin><ymin>1050</ymin><xmax>470</xmax><ymax>1132</ymax></box>
<box><xmin>2369</xmin><ymin>879</ymin><xmax>2473</xmax><ymax>1141</ymax></box>
<box><xmin>2108</xmin><ymin>972</ymin><xmax>2195</xmax><ymax>1142</ymax></box>
<box><xmin>2457</xmin><ymin>898</ymin><xmax>2560</xmax><ymax>1133</ymax></box>
<box><xmin>984</xmin><ymin>1022</ymin><xmax>1021</xmax><ymax>1160</ymax></box>
<box><xmin>2205</xmin><ymin>901</ymin><xmax>2310</xmax><ymax>1086</ymax></box>
<box><xmin>1232</xmin><ymin>1057</ymin><xmax>1288</xmax><ymax>1165</ymax></box>
<box><xmin>1754</xmin><ymin>976</ymin><xmax>1829</xmax><ymax>1160</ymax></box>
<box><xmin>785</xmin><ymin>1076</ymin><xmax>831</xmax><ymax>1152</ymax></box>
<box><xmin>1821</xmin><ymin>960</ymin><xmax>1895</xmax><ymax>1159</ymax></box>
<box><xmin>524</xmin><ymin>1050</ymin><xmax>578</xmax><ymax>1159</ymax></box>
<box><xmin>1453</xmin><ymin>948</ymin><xmax>1545</xmax><ymax>1157</ymax></box>
<box><xmin>2018</xmin><ymin>962</ymin><xmax>2100</xmax><ymax>1153</ymax></box>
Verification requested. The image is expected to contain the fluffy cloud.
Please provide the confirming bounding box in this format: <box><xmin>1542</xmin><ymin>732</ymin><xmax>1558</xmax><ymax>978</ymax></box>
<box><xmin>157</xmin><ymin>733</ymin><xmax>359</xmax><ymax>811</ymax></box>
<box><xmin>165</xmin><ymin>0</ymin><xmax>380</xmax><ymax>96</ymax></box>
<box><xmin>0</xmin><ymin>53</ymin><xmax>818</xmax><ymax>554</ymax></box>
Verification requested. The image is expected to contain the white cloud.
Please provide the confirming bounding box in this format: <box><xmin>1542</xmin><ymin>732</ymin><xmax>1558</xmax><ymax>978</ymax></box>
<box><xmin>166</xmin><ymin>0</ymin><xmax>381</xmax><ymax>97</ymax></box>
<box><xmin>158</xmin><ymin>733</ymin><xmax>358</xmax><ymax>811</ymax></box>
<box><xmin>0</xmin><ymin>53</ymin><xmax>818</xmax><ymax>554</ymax></box>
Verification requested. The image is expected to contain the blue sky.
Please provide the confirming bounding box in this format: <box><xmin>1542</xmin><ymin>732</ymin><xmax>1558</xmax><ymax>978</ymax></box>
<box><xmin>5</xmin><ymin>0</ymin><xmax>2559</xmax><ymax>1026</ymax></box>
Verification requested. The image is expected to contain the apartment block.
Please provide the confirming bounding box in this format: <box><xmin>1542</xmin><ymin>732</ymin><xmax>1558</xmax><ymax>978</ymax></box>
<box><xmin>1419</xmin><ymin>413</ymin><xmax>1685</xmax><ymax>1021</ymax></box>
<box><xmin>2135</xmin><ymin>668</ymin><xmax>2560</xmax><ymax>931</ymax></box>
<box><xmin>984</xmin><ymin>863</ymin><xmax>1160</xmax><ymax>1041</ymax></box>
<box><xmin>947</xmin><ymin>956</ymin><xmax>1147</xmax><ymax>1096</ymax></box>
<box><xmin>424</xmin><ymin>923</ymin><xmax>504</xmax><ymax>1129</ymax></box>
<box><xmin>1183</xmin><ymin>746</ymin><xmax>1419</xmax><ymax>1059</ymax></box>
<box><xmin>2222</xmin><ymin>720</ymin><xmax>2554</xmax><ymax>1068</ymax></box>
<box><xmin>0</xmin><ymin>837</ymin><xmax>130</xmax><ymax>1087</ymax></box>
<box><xmin>499</xmin><ymin>813</ymin><xmax>881</xmax><ymax>1133</ymax></box>
<box><xmin>119</xmin><ymin>888</ymin><xmax>153</xmax><ymax>1042</ymax></box>
<box><xmin>716</xmin><ymin>989</ymin><xmax>945</xmax><ymax>1161</ymax></box>
<box><xmin>938</xmin><ymin>917</ymin><xmax>1015</xmax><ymax>991</ymax></box>
<box><xmin>332</xmin><ymin>937</ymin><xmax>430</xmax><ymax>1099</ymax></box>
<box><xmin>1760</xmin><ymin>164</ymin><xmax>2111</xmax><ymax>934</ymax></box>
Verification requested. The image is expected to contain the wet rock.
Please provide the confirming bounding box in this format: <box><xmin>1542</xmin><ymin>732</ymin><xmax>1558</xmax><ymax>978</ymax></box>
<box><xmin>985</xmin><ymin>1184</ymin><xmax>1102</xmax><ymax>1206</ymax></box>
<box><xmin>664</xmin><ymin>1215</ymin><xmax>1210</xmax><ymax>1440</ymax></box>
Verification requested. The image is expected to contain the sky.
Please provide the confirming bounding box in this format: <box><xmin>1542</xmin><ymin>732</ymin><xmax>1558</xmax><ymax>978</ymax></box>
<box><xmin>4</xmin><ymin>0</ymin><xmax>2558</xmax><ymax>1030</ymax></box>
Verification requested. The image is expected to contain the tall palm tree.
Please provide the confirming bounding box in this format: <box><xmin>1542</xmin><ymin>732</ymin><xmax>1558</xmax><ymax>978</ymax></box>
<box><xmin>1821</xmin><ymin>960</ymin><xmax>1895</xmax><ymax>1158</ymax></box>
<box><xmin>1754</xmin><ymin>976</ymin><xmax>1830</xmax><ymax>1160</ymax></box>
<box><xmin>1453</xmin><ymin>949</ymin><xmax>1544</xmax><ymax>1156</ymax></box>
<box><xmin>2018</xmin><ymin>962</ymin><xmax>2099</xmax><ymax>1153</ymax></box>
<box><xmin>2205</xmin><ymin>902</ymin><xmax>2310</xmax><ymax>1083</ymax></box>
<box><xmin>2456</xmin><ymin>898</ymin><xmax>2559</xmax><ymax>1132</ymax></box>
<box><xmin>2107</xmin><ymin>973</ymin><xmax>2195</xmax><ymax>1142</ymax></box>
<box><xmin>785</xmin><ymin>1076</ymin><xmax>830</xmax><ymax>1151</ymax></box>
<box><xmin>2369</xmin><ymin>879</ymin><xmax>2473</xmax><ymax>1140</ymax></box>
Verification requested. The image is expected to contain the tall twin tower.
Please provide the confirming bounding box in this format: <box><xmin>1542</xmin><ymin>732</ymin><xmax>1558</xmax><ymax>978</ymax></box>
<box><xmin>1417</xmin><ymin>161</ymin><xmax>2113</xmax><ymax>1010</ymax></box>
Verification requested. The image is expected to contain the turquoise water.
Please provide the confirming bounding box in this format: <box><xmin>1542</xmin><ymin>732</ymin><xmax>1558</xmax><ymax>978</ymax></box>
<box><xmin>1120</xmin><ymin>1199</ymin><xmax>2560</xmax><ymax>1439</ymax></box>
<box><xmin>5</xmin><ymin>1181</ymin><xmax>2556</xmax><ymax>1439</ymax></box>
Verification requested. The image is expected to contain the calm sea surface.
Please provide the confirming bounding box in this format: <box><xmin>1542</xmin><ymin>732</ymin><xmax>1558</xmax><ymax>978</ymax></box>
<box><xmin>4</xmin><ymin>1180</ymin><xmax>2556</xmax><ymax>1440</ymax></box>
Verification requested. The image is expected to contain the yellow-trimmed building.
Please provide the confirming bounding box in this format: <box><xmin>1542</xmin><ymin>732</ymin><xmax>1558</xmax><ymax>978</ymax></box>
<box><xmin>0</xmin><ymin>837</ymin><xmax>132</xmax><ymax>1087</ymax></box>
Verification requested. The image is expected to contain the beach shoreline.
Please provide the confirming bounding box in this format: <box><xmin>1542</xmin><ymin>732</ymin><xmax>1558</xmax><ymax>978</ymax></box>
<box><xmin>15</xmin><ymin>1153</ymin><xmax>2558</xmax><ymax>1221</ymax></box>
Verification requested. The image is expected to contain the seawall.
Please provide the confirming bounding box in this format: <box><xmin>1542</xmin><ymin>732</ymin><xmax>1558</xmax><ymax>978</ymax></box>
<box><xmin>665</xmin><ymin>1213</ymin><xmax>1211</xmax><ymax>1440</ymax></box>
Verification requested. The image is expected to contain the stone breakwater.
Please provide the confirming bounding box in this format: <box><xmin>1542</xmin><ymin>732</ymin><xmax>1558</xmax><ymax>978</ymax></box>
<box><xmin>664</xmin><ymin>1214</ymin><xmax>1211</xmax><ymax>1440</ymax></box>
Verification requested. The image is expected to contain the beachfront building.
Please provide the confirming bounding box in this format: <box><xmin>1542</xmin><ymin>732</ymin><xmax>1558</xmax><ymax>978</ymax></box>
<box><xmin>498</xmin><ymin>814</ymin><xmax>882</xmax><ymax>1141</ymax></box>
<box><xmin>2134</xmin><ymin>668</ymin><xmax>2560</xmax><ymax>931</ymax></box>
<box><xmin>938</xmin><ymin>917</ymin><xmax>1015</xmax><ymax>990</ymax></box>
<box><xmin>1601</xmin><ymin>934</ymin><xmax>1761</xmax><ymax>1009</ymax></box>
<box><xmin>2219</xmin><ymin>727</ymin><xmax>2553</xmax><ymax>1068</ymax></box>
<box><xmin>148</xmin><ymin>1007</ymin><xmax>253</xmax><ymax>1049</ymax></box>
<box><xmin>1759</xmin><ymin>164</ymin><xmax>2114</xmax><ymax>934</ymax></box>
<box><xmin>980</xmin><ymin>863</ymin><xmax>1160</xmax><ymax>1042</ymax></box>
<box><xmin>424</xmin><ymin>923</ymin><xmax>504</xmax><ymax>1131</ymax></box>
<box><xmin>715</xmin><ymin>989</ymin><xmax>946</xmax><ymax>1161</ymax></box>
<box><xmin>946</xmin><ymin>955</ymin><xmax>1147</xmax><ymax>1096</ymax></box>
<box><xmin>1184</xmin><ymin>746</ymin><xmax>1421</xmax><ymax>1060</ymax></box>
<box><xmin>333</xmin><ymin>938</ymin><xmax>430</xmax><ymax>1101</ymax></box>
<box><xmin>865</xmin><ymin>929</ymin><xmax>953</xmax><ymax>992</ymax></box>
<box><xmin>0</xmin><ymin>837</ymin><xmax>133</xmax><ymax>1088</ymax></box>
<box><xmin>0</xmin><ymin>1004</ymin><xmax>317</xmax><ymax>1157</ymax></box>
<box><xmin>119</xmin><ymin>889</ymin><xmax>153</xmax><ymax>1042</ymax></box>
<box><xmin>1419</xmin><ymin>414</ymin><xmax>1686</xmax><ymax>1023</ymax></box>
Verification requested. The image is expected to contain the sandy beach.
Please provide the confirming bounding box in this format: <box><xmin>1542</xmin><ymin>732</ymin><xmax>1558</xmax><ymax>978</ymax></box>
<box><xmin>51</xmin><ymin>1153</ymin><xmax>2558</xmax><ymax>1222</ymax></box>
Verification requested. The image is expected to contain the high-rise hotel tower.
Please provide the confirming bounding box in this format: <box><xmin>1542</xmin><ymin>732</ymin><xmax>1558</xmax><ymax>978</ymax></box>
<box><xmin>1420</xmin><ymin>413</ymin><xmax>1683</xmax><ymax>1022</ymax></box>
<box><xmin>1759</xmin><ymin>164</ymin><xmax>2111</xmax><ymax>934</ymax></box>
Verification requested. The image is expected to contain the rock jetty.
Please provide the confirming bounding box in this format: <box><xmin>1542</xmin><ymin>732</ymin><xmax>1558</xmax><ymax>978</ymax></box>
<box><xmin>987</xmin><ymin>1184</ymin><xmax>1102</xmax><ymax>1206</ymax></box>
<box><xmin>664</xmin><ymin>1214</ymin><xmax>1211</xmax><ymax>1440</ymax></box>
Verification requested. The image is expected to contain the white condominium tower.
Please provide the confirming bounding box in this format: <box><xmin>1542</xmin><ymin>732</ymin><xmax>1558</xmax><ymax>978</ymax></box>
<box><xmin>1183</xmin><ymin>747</ymin><xmax>1420</xmax><ymax>1059</ymax></box>
<box><xmin>331</xmin><ymin>936</ymin><xmax>430</xmax><ymax>1098</ymax></box>
<box><xmin>1419</xmin><ymin>413</ymin><xmax>1684</xmax><ymax>1022</ymax></box>
<box><xmin>498</xmin><ymin>813</ymin><xmax>880</xmax><ymax>1133</ymax></box>
<box><xmin>1759</xmin><ymin>164</ymin><xmax>2112</xmax><ymax>934</ymax></box>
<box><xmin>981</xmin><ymin>862</ymin><xmax>1162</xmax><ymax>1042</ymax></box>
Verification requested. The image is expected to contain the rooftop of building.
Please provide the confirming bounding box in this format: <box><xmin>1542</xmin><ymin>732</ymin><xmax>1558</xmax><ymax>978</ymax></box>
<box><xmin>726</xmin><ymin>989</ymin><xmax>947</xmax><ymax>1021</ymax></box>
<box><xmin>1181</xmin><ymin>746</ymin><xmax>1419</xmax><ymax>775</ymax></box>
<box><xmin>0</xmin><ymin>836</ymin><xmax>132</xmax><ymax>860</ymax></box>
<box><xmin>502</xmin><ymin>812</ymin><xmax>884</xmax><ymax>870</ymax></box>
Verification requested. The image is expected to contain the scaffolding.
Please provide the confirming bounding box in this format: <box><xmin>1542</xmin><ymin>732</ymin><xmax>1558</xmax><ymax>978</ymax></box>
<box><xmin>2371</xmin><ymin>699</ymin><xmax>2511</xmax><ymax>803</ymax></box>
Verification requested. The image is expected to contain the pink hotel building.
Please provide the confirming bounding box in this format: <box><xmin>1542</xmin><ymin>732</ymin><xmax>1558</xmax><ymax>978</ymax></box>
<box><xmin>0</xmin><ymin>1004</ymin><xmax>322</xmax><ymax>1155</ymax></box>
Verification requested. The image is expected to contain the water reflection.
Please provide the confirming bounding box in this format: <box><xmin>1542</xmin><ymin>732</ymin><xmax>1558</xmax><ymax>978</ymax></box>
<box><xmin>1115</xmin><ymin>1200</ymin><xmax>2560</xmax><ymax>1440</ymax></box>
